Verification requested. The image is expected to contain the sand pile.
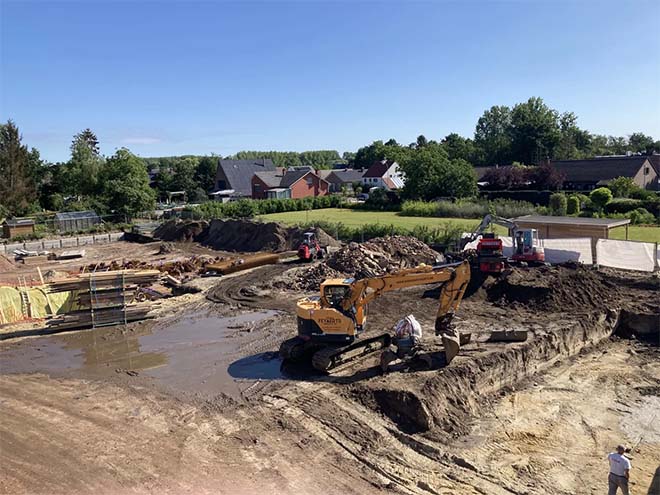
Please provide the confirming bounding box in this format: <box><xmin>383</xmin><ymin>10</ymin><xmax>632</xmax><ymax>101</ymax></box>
<box><xmin>279</xmin><ymin>235</ymin><xmax>442</xmax><ymax>291</ymax></box>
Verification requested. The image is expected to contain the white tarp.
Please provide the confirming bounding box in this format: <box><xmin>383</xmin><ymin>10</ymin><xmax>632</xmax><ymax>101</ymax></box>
<box><xmin>540</xmin><ymin>237</ymin><xmax>593</xmax><ymax>265</ymax></box>
<box><xmin>597</xmin><ymin>239</ymin><xmax>657</xmax><ymax>272</ymax></box>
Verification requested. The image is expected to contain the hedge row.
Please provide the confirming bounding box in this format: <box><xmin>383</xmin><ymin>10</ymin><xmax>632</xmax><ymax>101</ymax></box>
<box><xmin>187</xmin><ymin>196</ymin><xmax>344</xmax><ymax>219</ymax></box>
<box><xmin>400</xmin><ymin>199</ymin><xmax>539</xmax><ymax>219</ymax></box>
<box><xmin>604</xmin><ymin>198</ymin><xmax>660</xmax><ymax>216</ymax></box>
<box><xmin>295</xmin><ymin>220</ymin><xmax>468</xmax><ymax>247</ymax></box>
<box><xmin>480</xmin><ymin>190</ymin><xmax>555</xmax><ymax>206</ymax></box>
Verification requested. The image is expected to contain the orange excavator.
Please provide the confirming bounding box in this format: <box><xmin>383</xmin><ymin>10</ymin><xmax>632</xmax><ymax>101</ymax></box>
<box><xmin>279</xmin><ymin>261</ymin><xmax>471</xmax><ymax>372</ymax></box>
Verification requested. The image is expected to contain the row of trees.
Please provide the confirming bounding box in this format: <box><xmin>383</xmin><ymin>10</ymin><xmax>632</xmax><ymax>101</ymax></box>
<box><xmin>351</xmin><ymin>97</ymin><xmax>659</xmax><ymax>169</ymax></box>
<box><xmin>1</xmin><ymin>121</ymin><xmax>155</xmax><ymax>218</ymax></box>
<box><xmin>230</xmin><ymin>150</ymin><xmax>342</xmax><ymax>168</ymax></box>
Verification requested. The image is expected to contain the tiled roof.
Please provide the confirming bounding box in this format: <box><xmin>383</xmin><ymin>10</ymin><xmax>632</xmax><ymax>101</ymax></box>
<box><xmin>363</xmin><ymin>160</ymin><xmax>396</xmax><ymax>178</ymax></box>
<box><xmin>550</xmin><ymin>156</ymin><xmax>650</xmax><ymax>182</ymax></box>
<box><xmin>216</xmin><ymin>159</ymin><xmax>276</xmax><ymax>195</ymax></box>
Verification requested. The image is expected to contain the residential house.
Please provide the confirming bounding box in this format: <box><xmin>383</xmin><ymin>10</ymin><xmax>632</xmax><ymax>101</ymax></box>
<box><xmin>252</xmin><ymin>169</ymin><xmax>329</xmax><ymax>199</ymax></box>
<box><xmin>549</xmin><ymin>155</ymin><xmax>659</xmax><ymax>191</ymax></box>
<box><xmin>213</xmin><ymin>159</ymin><xmax>276</xmax><ymax>198</ymax></box>
<box><xmin>361</xmin><ymin>160</ymin><xmax>404</xmax><ymax>190</ymax></box>
<box><xmin>317</xmin><ymin>168</ymin><xmax>365</xmax><ymax>193</ymax></box>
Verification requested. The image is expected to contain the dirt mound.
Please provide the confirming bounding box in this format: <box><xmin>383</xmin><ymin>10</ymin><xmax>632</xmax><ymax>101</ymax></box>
<box><xmin>282</xmin><ymin>235</ymin><xmax>442</xmax><ymax>291</ymax></box>
<box><xmin>484</xmin><ymin>264</ymin><xmax>623</xmax><ymax>312</ymax></box>
<box><xmin>327</xmin><ymin>236</ymin><xmax>441</xmax><ymax>279</ymax></box>
<box><xmin>153</xmin><ymin>219</ymin><xmax>339</xmax><ymax>253</ymax></box>
<box><xmin>199</xmin><ymin>219</ymin><xmax>339</xmax><ymax>253</ymax></box>
<box><xmin>153</xmin><ymin>220</ymin><xmax>209</xmax><ymax>242</ymax></box>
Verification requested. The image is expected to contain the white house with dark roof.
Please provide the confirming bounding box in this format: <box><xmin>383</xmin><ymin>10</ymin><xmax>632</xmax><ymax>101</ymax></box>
<box><xmin>361</xmin><ymin>160</ymin><xmax>404</xmax><ymax>191</ymax></box>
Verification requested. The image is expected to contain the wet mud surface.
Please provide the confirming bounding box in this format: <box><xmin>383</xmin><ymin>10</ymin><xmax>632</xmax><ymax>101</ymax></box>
<box><xmin>1</xmin><ymin>309</ymin><xmax>282</xmax><ymax>400</ymax></box>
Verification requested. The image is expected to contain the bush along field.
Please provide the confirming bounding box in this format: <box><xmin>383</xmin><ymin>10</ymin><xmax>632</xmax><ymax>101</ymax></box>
<box><xmin>260</xmin><ymin>207</ymin><xmax>660</xmax><ymax>244</ymax></box>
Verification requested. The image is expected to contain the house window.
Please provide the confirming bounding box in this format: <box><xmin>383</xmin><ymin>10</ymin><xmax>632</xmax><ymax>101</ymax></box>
<box><xmin>644</xmin><ymin>167</ymin><xmax>650</xmax><ymax>175</ymax></box>
<box><xmin>254</xmin><ymin>184</ymin><xmax>261</xmax><ymax>191</ymax></box>
<box><xmin>306</xmin><ymin>176</ymin><xmax>313</xmax><ymax>186</ymax></box>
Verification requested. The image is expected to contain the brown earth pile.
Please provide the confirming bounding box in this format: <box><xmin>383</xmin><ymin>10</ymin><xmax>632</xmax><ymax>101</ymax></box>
<box><xmin>153</xmin><ymin>220</ymin><xmax>209</xmax><ymax>242</ymax></box>
<box><xmin>484</xmin><ymin>263</ymin><xmax>626</xmax><ymax>312</ymax></box>
<box><xmin>280</xmin><ymin>235</ymin><xmax>442</xmax><ymax>291</ymax></box>
<box><xmin>198</xmin><ymin>219</ymin><xmax>339</xmax><ymax>253</ymax></box>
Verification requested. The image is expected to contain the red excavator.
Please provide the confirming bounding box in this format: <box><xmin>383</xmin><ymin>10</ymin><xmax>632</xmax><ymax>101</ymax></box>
<box><xmin>462</xmin><ymin>215</ymin><xmax>545</xmax><ymax>273</ymax></box>
<box><xmin>297</xmin><ymin>232</ymin><xmax>325</xmax><ymax>262</ymax></box>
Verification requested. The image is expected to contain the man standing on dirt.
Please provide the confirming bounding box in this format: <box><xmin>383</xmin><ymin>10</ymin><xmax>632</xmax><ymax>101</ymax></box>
<box><xmin>607</xmin><ymin>444</ymin><xmax>631</xmax><ymax>495</ymax></box>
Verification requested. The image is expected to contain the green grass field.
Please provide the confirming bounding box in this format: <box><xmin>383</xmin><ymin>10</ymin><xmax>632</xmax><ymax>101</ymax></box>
<box><xmin>259</xmin><ymin>208</ymin><xmax>660</xmax><ymax>243</ymax></box>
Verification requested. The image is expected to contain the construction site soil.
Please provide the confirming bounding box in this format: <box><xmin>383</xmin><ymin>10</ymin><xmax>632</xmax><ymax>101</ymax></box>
<box><xmin>1</xmin><ymin>235</ymin><xmax>659</xmax><ymax>494</ymax></box>
<box><xmin>154</xmin><ymin>218</ymin><xmax>339</xmax><ymax>252</ymax></box>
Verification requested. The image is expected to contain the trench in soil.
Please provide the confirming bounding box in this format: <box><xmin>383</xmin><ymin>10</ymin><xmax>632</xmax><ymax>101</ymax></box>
<box><xmin>350</xmin><ymin>308</ymin><xmax>658</xmax><ymax>439</ymax></box>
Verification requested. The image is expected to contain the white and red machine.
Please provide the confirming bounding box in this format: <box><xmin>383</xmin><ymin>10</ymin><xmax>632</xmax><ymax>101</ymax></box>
<box><xmin>297</xmin><ymin>232</ymin><xmax>324</xmax><ymax>262</ymax></box>
<box><xmin>463</xmin><ymin>215</ymin><xmax>545</xmax><ymax>272</ymax></box>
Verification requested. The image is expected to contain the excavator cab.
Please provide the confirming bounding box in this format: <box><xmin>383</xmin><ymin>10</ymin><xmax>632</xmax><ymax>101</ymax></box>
<box><xmin>512</xmin><ymin>229</ymin><xmax>545</xmax><ymax>263</ymax></box>
<box><xmin>321</xmin><ymin>282</ymin><xmax>352</xmax><ymax>308</ymax></box>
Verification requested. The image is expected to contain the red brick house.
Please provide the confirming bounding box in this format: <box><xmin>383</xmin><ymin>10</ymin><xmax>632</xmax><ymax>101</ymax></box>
<box><xmin>252</xmin><ymin>168</ymin><xmax>329</xmax><ymax>199</ymax></box>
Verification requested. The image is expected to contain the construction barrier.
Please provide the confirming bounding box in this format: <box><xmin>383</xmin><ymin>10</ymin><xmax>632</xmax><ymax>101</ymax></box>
<box><xmin>596</xmin><ymin>239</ymin><xmax>658</xmax><ymax>273</ymax></box>
<box><xmin>540</xmin><ymin>238</ymin><xmax>593</xmax><ymax>265</ymax></box>
<box><xmin>1</xmin><ymin>232</ymin><xmax>124</xmax><ymax>255</ymax></box>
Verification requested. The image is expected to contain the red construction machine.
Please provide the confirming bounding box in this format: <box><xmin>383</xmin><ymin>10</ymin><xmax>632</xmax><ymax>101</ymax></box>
<box><xmin>462</xmin><ymin>215</ymin><xmax>545</xmax><ymax>273</ymax></box>
<box><xmin>297</xmin><ymin>232</ymin><xmax>325</xmax><ymax>262</ymax></box>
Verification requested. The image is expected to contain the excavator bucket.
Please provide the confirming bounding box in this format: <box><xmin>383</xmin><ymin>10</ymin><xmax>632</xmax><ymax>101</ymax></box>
<box><xmin>442</xmin><ymin>333</ymin><xmax>461</xmax><ymax>364</ymax></box>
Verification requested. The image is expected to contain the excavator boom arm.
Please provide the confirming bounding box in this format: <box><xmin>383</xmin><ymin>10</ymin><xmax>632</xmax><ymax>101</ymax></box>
<box><xmin>340</xmin><ymin>261</ymin><xmax>471</xmax><ymax>323</ymax></box>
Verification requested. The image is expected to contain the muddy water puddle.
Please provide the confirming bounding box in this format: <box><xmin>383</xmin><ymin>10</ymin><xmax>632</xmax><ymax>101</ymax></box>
<box><xmin>0</xmin><ymin>310</ymin><xmax>283</xmax><ymax>398</ymax></box>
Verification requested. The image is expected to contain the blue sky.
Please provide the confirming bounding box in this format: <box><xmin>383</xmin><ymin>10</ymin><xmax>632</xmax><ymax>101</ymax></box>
<box><xmin>2</xmin><ymin>0</ymin><xmax>659</xmax><ymax>162</ymax></box>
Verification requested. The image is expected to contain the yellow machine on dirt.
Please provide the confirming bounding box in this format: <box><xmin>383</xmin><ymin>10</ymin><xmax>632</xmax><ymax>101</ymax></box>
<box><xmin>279</xmin><ymin>261</ymin><xmax>471</xmax><ymax>372</ymax></box>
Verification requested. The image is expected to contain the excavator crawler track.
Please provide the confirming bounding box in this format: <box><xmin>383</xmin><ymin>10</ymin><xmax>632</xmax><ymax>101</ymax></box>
<box><xmin>311</xmin><ymin>333</ymin><xmax>392</xmax><ymax>373</ymax></box>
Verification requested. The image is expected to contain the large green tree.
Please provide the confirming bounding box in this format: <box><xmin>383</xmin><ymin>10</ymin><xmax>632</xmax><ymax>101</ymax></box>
<box><xmin>99</xmin><ymin>148</ymin><xmax>155</xmax><ymax>219</ymax></box>
<box><xmin>474</xmin><ymin>105</ymin><xmax>513</xmax><ymax>165</ymax></box>
<box><xmin>64</xmin><ymin>128</ymin><xmax>104</xmax><ymax>197</ymax></box>
<box><xmin>509</xmin><ymin>97</ymin><xmax>561</xmax><ymax>164</ymax></box>
<box><xmin>194</xmin><ymin>155</ymin><xmax>218</xmax><ymax>192</ymax></box>
<box><xmin>0</xmin><ymin>120</ymin><xmax>38</xmax><ymax>216</ymax></box>
<box><xmin>400</xmin><ymin>143</ymin><xmax>476</xmax><ymax>200</ymax></box>
<box><xmin>555</xmin><ymin>112</ymin><xmax>592</xmax><ymax>160</ymax></box>
<box><xmin>441</xmin><ymin>133</ymin><xmax>476</xmax><ymax>163</ymax></box>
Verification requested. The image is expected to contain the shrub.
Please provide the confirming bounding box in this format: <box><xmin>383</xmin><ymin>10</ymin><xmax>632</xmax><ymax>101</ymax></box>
<box><xmin>400</xmin><ymin>199</ymin><xmax>538</xmax><ymax>219</ymax></box>
<box><xmin>607</xmin><ymin>177</ymin><xmax>636</xmax><ymax>198</ymax></box>
<box><xmin>567</xmin><ymin>195</ymin><xmax>580</xmax><ymax>215</ymax></box>
<box><xmin>292</xmin><ymin>220</ymin><xmax>469</xmax><ymax>247</ymax></box>
<box><xmin>629</xmin><ymin>188</ymin><xmax>657</xmax><ymax>201</ymax></box>
<box><xmin>589</xmin><ymin>187</ymin><xmax>613</xmax><ymax>212</ymax></box>
<box><xmin>549</xmin><ymin>193</ymin><xmax>567</xmax><ymax>216</ymax></box>
<box><xmin>187</xmin><ymin>196</ymin><xmax>345</xmax><ymax>220</ymax></box>
<box><xmin>627</xmin><ymin>208</ymin><xmax>657</xmax><ymax>225</ymax></box>
<box><xmin>604</xmin><ymin>199</ymin><xmax>651</xmax><ymax>215</ymax></box>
